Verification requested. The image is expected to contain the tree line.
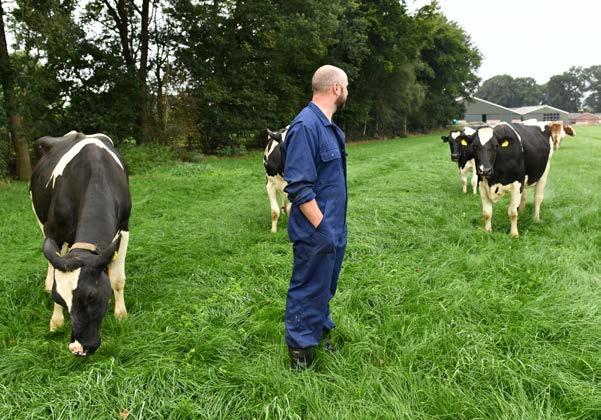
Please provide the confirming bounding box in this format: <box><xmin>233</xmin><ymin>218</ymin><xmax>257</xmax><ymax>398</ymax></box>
<box><xmin>0</xmin><ymin>0</ymin><xmax>481</xmax><ymax>179</ymax></box>
<box><xmin>476</xmin><ymin>66</ymin><xmax>601</xmax><ymax>113</ymax></box>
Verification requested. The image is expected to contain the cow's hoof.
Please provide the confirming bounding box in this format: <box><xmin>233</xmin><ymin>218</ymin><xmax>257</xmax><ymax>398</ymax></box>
<box><xmin>50</xmin><ymin>318</ymin><xmax>64</xmax><ymax>332</ymax></box>
<box><xmin>511</xmin><ymin>232</ymin><xmax>520</xmax><ymax>238</ymax></box>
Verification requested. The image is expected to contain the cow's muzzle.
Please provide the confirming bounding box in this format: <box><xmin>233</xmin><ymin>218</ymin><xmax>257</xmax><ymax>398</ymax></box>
<box><xmin>451</xmin><ymin>153</ymin><xmax>460</xmax><ymax>162</ymax></box>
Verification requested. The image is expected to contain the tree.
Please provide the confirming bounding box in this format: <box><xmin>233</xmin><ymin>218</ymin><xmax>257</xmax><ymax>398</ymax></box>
<box><xmin>477</xmin><ymin>75</ymin><xmax>543</xmax><ymax>108</ymax></box>
<box><xmin>0</xmin><ymin>2</ymin><xmax>31</xmax><ymax>179</ymax></box>
<box><xmin>544</xmin><ymin>67</ymin><xmax>586</xmax><ymax>112</ymax></box>
<box><xmin>584</xmin><ymin>65</ymin><xmax>601</xmax><ymax>112</ymax></box>
<box><xmin>412</xmin><ymin>3</ymin><xmax>481</xmax><ymax>129</ymax></box>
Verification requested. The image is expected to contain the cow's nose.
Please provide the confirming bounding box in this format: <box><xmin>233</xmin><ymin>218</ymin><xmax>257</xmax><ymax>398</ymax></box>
<box><xmin>68</xmin><ymin>340</ymin><xmax>87</xmax><ymax>356</ymax></box>
<box><xmin>451</xmin><ymin>154</ymin><xmax>460</xmax><ymax>162</ymax></box>
<box><xmin>479</xmin><ymin>168</ymin><xmax>493</xmax><ymax>177</ymax></box>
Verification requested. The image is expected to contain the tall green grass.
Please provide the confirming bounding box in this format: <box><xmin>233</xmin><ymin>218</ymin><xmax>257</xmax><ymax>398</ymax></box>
<box><xmin>1</xmin><ymin>126</ymin><xmax>600</xmax><ymax>418</ymax></box>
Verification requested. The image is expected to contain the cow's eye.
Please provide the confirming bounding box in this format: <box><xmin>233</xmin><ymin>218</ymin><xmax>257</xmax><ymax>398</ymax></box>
<box><xmin>461</xmin><ymin>139</ymin><xmax>468</xmax><ymax>146</ymax></box>
<box><xmin>501</xmin><ymin>140</ymin><xmax>510</xmax><ymax>147</ymax></box>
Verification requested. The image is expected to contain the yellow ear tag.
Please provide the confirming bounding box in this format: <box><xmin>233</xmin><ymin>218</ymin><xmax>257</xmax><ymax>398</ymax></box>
<box><xmin>501</xmin><ymin>140</ymin><xmax>509</xmax><ymax>147</ymax></box>
<box><xmin>461</xmin><ymin>139</ymin><xmax>468</xmax><ymax>146</ymax></box>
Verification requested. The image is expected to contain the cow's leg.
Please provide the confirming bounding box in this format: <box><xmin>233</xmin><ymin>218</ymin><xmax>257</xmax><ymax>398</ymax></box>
<box><xmin>470</xmin><ymin>161</ymin><xmax>478</xmax><ymax>194</ymax></box>
<box><xmin>108</xmin><ymin>230</ymin><xmax>129</xmax><ymax>319</ymax></box>
<box><xmin>266</xmin><ymin>180</ymin><xmax>280</xmax><ymax>233</ymax></box>
<box><xmin>534</xmin><ymin>165</ymin><xmax>551</xmax><ymax>223</ymax></box>
<box><xmin>508</xmin><ymin>182</ymin><xmax>522</xmax><ymax>238</ymax></box>
<box><xmin>479</xmin><ymin>182</ymin><xmax>493</xmax><ymax>232</ymax></box>
<box><xmin>49</xmin><ymin>303</ymin><xmax>64</xmax><ymax>332</ymax></box>
<box><xmin>519</xmin><ymin>188</ymin><xmax>528</xmax><ymax>212</ymax></box>
<box><xmin>460</xmin><ymin>170</ymin><xmax>467</xmax><ymax>193</ymax></box>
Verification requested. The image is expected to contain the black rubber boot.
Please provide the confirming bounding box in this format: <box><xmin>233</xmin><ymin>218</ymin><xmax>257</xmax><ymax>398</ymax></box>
<box><xmin>288</xmin><ymin>346</ymin><xmax>315</xmax><ymax>370</ymax></box>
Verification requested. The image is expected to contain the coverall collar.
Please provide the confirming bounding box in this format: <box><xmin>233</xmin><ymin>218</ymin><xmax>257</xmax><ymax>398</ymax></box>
<box><xmin>308</xmin><ymin>102</ymin><xmax>335</xmax><ymax>127</ymax></box>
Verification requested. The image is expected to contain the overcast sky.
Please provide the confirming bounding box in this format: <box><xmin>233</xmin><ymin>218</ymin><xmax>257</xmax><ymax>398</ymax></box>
<box><xmin>408</xmin><ymin>0</ymin><xmax>601</xmax><ymax>84</ymax></box>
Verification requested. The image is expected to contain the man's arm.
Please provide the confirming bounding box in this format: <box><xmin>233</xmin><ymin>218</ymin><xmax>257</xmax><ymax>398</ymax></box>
<box><xmin>284</xmin><ymin>124</ymin><xmax>320</xmax><ymax>225</ymax></box>
<box><xmin>299</xmin><ymin>199</ymin><xmax>323</xmax><ymax>228</ymax></box>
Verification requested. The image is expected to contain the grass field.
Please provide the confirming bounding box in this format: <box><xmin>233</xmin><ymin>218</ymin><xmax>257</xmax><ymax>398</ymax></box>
<box><xmin>1</xmin><ymin>126</ymin><xmax>601</xmax><ymax>418</ymax></box>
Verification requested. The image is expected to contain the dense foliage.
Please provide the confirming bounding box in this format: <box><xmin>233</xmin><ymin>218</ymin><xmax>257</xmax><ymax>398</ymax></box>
<box><xmin>0</xmin><ymin>0</ymin><xmax>482</xmax><ymax>176</ymax></box>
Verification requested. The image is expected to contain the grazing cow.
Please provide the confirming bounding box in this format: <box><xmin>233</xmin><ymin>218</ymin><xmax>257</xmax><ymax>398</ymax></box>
<box><xmin>441</xmin><ymin>127</ymin><xmax>479</xmax><ymax>194</ymax></box>
<box><xmin>470</xmin><ymin>122</ymin><xmax>553</xmax><ymax>237</ymax></box>
<box><xmin>30</xmin><ymin>131</ymin><xmax>131</xmax><ymax>356</ymax></box>
<box><xmin>264</xmin><ymin>126</ymin><xmax>291</xmax><ymax>232</ymax></box>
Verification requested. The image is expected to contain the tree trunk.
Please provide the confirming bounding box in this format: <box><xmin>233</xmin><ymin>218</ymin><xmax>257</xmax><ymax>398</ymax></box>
<box><xmin>0</xmin><ymin>3</ymin><xmax>31</xmax><ymax>180</ymax></box>
<box><xmin>138</xmin><ymin>0</ymin><xmax>151</xmax><ymax>144</ymax></box>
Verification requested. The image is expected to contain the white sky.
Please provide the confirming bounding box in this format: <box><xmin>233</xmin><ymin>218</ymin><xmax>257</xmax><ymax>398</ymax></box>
<box><xmin>408</xmin><ymin>0</ymin><xmax>601</xmax><ymax>84</ymax></box>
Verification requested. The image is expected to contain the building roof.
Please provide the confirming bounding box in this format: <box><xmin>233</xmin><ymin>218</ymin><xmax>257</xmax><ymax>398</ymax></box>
<box><xmin>460</xmin><ymin>97</ymin><xmax>569</xmax><ymax>116</ymax></box>
<box><xmin>461</xmin><ymin>97</ymin><xmax>520</xmax><ymax>115</ymax></box>
<box><xmin>510</xmin><ymin>105</ymin><xmax>568</xmax><ymax>115</ymax></box>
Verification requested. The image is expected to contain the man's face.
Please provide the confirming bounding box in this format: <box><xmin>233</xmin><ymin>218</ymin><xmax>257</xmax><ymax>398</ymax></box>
<box><xmin>335</xmin><ymin>78</ymin><xmax>349</xmax><ymax>109</ymax></box>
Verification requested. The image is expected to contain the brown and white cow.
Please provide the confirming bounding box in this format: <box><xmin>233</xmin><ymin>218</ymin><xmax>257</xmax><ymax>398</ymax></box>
<box><xmin>521</xmin><ymin>120</ymin><xmax>575</xmax><ymax>150</ymax></box>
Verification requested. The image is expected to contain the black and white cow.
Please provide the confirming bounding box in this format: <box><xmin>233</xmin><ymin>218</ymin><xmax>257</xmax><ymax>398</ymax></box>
<box><xmin>441</xmin><ymin>127</ymin><xmax>479</xmax><ymax>194</ymax></box>
<box><xmin>30</xmin><ymin>131</ymin><xmax>131</xmax><ymax>356</ymax></box>
<box><xmin>263</xmin><ymin>126</ymin><xmax>291</xmax><ymax>233</ymax></box>
<box><xmin>470</xmin><ymin>122</ymin><xmax>554</xmax><ymax>237</ymax></box>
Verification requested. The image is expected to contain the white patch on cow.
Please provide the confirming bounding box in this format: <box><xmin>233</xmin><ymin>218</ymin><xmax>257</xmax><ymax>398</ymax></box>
<box><xmin>451</xmin><ymin>131</ymin><xmax>460</xmax><ymax>139</ymax></box>
<box><xmin>30</xmin><ymin>190</ymin><xmax>44</xmax><ymax>234</ymax></box>
<box><xmin>54</xmin><ymin>268</ymin><xmax>81</xmax><ymax>311</ymax></box>
<box><xmin>46</xmin><ymin>139</ymin><xmax>124</xmax><ymax>188</ymax></box>
<box><xmin>265</xmin><ymin>140</ymin><xmax>278</xmax><ymax>159</ymax></box>
<box><xmin>108</xmin><ymin>230</ymin><xmax>129</xmax><ymax>318</ymax></box>
<box><xmin>522</xmin><ymin>120</ymin><xmax>547</xmax><ymax>132</ymax></box>
<box><xmin>63</xmin><ymin>130</ymin><xmax>78</xmax><ymax>137</ymax></box>
<box><xmin>463</xmin><ymin>127</ymin><xmax>476</xmax><ymax>136</ymax></box>
<box><xmin>86</xmin><ymin>133</ymin><xmax>114</xmax><ymax>145</ymax></box>
<box><xmin>478</xmin><ymin>127</ymin><xmax>493</xmax><ymax>145</ymax></box>
<box><xmin>68</xmin><ymin>340</ymin><xmax>85</xmax><ymax>356</ymax></box>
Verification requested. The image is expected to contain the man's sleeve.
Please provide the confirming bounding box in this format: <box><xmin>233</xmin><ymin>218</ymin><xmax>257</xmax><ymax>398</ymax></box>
<box><xmin>283</xmin><ymin>123</ymin><xmax>318</xmax><ymax>205</ymax></box>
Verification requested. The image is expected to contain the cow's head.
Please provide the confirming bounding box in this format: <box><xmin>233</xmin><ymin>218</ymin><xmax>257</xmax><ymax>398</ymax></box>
<box><xmin>266</xmin><ymin>126</ymin><xmax>289</xmax><ymax>143</ymax></box>
<box><xmin>43</xmin><ymin>237</ymin><xmax>120</xmax><ymax>356</ymax></box>
<box><xmin>441</xmin><ymin>128</ymin><xmax>477</xmax><ymax>163</ymax></box>
<box><xmin>441</xmin><ymin>130</ymin><xmax>462</xmax><ymax>162</ymax></box>
<box><xmin>471</xmin><ymin>125</ymin><xmax>521</xmax><ymax>179</ymax></box>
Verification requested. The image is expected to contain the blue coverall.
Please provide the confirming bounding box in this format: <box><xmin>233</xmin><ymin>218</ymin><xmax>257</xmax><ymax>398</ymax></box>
<box><xmin>282</xmin><ymin>102</ymin><xmax>348</xmax><ymax>349</ymax></box>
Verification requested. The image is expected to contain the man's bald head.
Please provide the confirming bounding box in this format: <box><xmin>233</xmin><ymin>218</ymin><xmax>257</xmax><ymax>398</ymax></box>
<box><xmin>311</xmin><ymin>65</ymin><xmax>347</xmax><ymax>94</ymax></box>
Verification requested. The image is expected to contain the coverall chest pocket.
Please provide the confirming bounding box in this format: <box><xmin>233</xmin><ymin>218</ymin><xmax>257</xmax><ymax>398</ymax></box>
<box><xmin>320</xmin><ymin>147</ymin><xmax>341</xmax><ymax>163</ymax></box>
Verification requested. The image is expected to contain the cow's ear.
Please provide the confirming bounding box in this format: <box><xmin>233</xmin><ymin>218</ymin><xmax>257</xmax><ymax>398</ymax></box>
<box><xmin>441</xmin><ymin>136</ymin><xmax>448</xmax><ymax>143</ymax></box>
<box><xmin>95</xmin><ymin>235</ymin><xmax>121</xmax><ymax>269</ymax></box>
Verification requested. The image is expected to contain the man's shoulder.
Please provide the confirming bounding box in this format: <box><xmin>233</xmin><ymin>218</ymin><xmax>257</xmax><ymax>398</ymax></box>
<box><xmin>290</xmin><ymin>105</ymin><xmax>322</xmax><ymax>129</ymax></box>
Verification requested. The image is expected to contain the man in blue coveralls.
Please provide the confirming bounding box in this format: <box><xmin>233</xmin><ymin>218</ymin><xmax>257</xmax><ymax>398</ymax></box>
<box><xmin>282</xmin><ymin>65</ymin><xmax>349</xmax><ymax>370</ymax></box>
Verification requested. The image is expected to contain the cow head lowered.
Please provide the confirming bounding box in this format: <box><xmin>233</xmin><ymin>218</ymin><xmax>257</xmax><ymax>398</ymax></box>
<box><xmin>471</xmin><ymin>125</ymin><xmax>524</xmax><ymax>180</ymax></box>
<box><xmin>43</xmin><ymin>236</ymin><xmax>120</xmax><ymax>356</ymax></box>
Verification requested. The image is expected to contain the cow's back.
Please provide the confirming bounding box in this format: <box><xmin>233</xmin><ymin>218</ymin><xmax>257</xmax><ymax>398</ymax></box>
<box><xmin>510</xmin><ymin>123</ymin><xmax>551</xmax><ymax>185</ymax></box>
<box><xmin>30</xmin><ymin>133</ymin><xmax>130</xmax><ymax>244</ymax></box>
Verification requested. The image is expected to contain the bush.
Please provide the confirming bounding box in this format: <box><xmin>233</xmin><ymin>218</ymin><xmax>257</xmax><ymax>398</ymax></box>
<box><xmin>118</xmin><ymin>143</ymin><xmax>178</xmax><ymax>175</ymax></box>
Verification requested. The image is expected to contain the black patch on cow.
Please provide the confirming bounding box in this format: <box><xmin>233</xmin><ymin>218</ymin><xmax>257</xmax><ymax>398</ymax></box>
<box><xmin>472</xmin><ymin>123</ymin><xmax>551</xmax><ymax>187</ymax></box>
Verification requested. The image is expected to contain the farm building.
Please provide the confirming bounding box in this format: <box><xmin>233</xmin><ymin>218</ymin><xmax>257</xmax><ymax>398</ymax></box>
<box><xmin>458</xmin><ymin>97</ymin><xmax>570</xmax><ymax>124</ymax></box>
<box><xmin>569</xmin><ymin>112</ymin><xmax>600</xmax><ymax>125</ymax></box>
